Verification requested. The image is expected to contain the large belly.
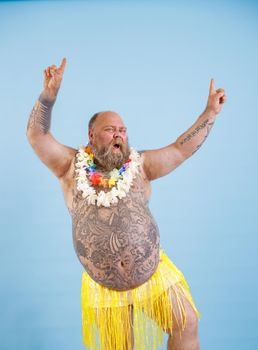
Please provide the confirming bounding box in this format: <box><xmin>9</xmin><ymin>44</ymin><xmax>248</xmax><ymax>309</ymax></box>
<box><xmin>72</xmin><ymin>200</ymin><xmax>160</xmax><ymax>290</ymax></box>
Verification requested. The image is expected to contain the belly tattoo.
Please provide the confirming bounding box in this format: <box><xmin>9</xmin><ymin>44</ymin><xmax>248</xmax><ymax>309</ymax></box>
<box><xmin>71</xmin><ymin>174</ymin><xmax>160</xmax><ymax>290</ymax></box>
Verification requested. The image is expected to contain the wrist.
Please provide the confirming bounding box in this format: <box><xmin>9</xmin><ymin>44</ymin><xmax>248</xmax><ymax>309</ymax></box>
<box><xmin>204</xmin><ymin>107</ymin><xmax>217</xmax><ymax>120</ymax></box>
<box><xmin>39</xmin><ymin>90</ymin><xmax>57</xmax><ymax>107</ymax></box>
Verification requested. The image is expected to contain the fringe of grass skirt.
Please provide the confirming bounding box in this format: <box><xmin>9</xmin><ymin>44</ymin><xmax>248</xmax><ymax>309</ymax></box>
<box><xmin>81</xmin><ymin>248</ymin><xmax>201</xmax><ymax>350</ymax></box>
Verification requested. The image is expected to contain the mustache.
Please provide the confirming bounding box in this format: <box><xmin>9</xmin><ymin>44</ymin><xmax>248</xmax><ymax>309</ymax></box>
<box><xmin>105</xmin><ymin>138</ymin><xmax>124</xmax><ymax>151</ymax></box>
<box><xmin>111</xmin><ymin>137</ymin><xmax>123</xmax><ymax>145</ymax></box>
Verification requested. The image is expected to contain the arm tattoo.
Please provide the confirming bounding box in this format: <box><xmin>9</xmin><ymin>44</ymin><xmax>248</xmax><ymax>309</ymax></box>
<box><xmin>27</xmin><ymin>93</ymin><xmax>55</xmax><ymax>134</ymax></box>
<box><xmin>191</xmin><ymin>119</ymin><xmax>215</xmax><ymax>155</ymax></box>
<box><xmin>179</xmin><ymin>118</ymin><xmax>209</xmax><ymax>145</ymax></box>
<box><xmin>179</xmin><ymin>117</ymin><xmax>215</xmax><ymax>155</ymax></box>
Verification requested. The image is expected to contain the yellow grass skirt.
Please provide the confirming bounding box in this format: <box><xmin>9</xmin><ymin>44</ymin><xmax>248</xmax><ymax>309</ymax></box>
<box><xmin>81</xmin><ymin>248</ymin><xmax>201</xmax><ymax>350</ymax></box>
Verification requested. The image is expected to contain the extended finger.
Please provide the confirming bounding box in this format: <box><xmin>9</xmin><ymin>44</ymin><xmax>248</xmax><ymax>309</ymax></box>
<box><xmin>58</xmin><ymin>57</ymin><xmax>67</xmax><ymax>73</ymax></box>
<box><xmin>209</xmin><ymin>78</ymin><xmax>215</xmax><ymax>95</ymax></box>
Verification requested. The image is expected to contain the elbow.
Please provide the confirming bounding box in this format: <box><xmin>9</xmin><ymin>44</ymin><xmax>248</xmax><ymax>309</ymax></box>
<box><xmin>26</xmin><ymin>129</ymin><xmax>42</xmax><ymax>148</ymax></box>
<box><xmin>26</xmin><ymin>127</ymin><xmax>36</xmax><ymax>145</ymax></box>
<box><xmin>26</xmin><ymin>128</ymin><xmax>50</xmax><ymax>146</ymax></box>
<box><xmin>173</xmin><ymin>142</ymin><xmax>189</xmax><ymax>162</ymax></box>
<box><xmin>26</xmin><ymin>132</ymin><xmax>36</xmax><ymax>148</ymax></box>
<box><xmin>26</xmin><ymin>128</ymin><xmax>32</xmax><ymax>143</ymax></box>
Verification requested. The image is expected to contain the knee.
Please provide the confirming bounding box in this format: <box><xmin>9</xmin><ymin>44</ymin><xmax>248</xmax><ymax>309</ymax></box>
<box><xmin>165</xmin><ymin>307</ymin><xmax>199</xmax><ymax>336</ymax></box>
<box><xmin>183</xmin><ymin>310</ymin><xmax>199</xmax><ymax>335</ymax></box>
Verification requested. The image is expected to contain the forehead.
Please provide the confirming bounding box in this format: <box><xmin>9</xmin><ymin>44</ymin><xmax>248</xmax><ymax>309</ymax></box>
<box><xmin>94</xmin><ymin>112</ymin><xmax>126</xmax><ymax>130</ymax></box>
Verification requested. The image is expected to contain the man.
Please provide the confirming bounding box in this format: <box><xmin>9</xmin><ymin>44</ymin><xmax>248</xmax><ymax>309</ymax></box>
<box><xmin>26</xmin><ymin>58</ymin><xmax>227</xmax><ymax>350</ymax></box>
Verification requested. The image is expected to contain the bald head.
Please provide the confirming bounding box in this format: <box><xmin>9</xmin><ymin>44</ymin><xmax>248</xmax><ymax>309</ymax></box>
<box><xmin>88</xmin><ymin>111</ymin><xmax>125</xmax><ymax>131</ymax></box>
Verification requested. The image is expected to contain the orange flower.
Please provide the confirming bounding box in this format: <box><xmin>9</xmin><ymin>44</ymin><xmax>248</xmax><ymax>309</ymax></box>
<box><xmin>90</xmin><ymin>173</ymin><xmax>102</xmax><ymax>186</ymax></box>
<box><xmin>84</xmin><ymin>145</ymin><xmax>91</xmax><ymax>154</ymax></box>
<box><xmin>100</xmin><ymin>178</ymin><xmax>108</xmax><ymax>188</ymax></box>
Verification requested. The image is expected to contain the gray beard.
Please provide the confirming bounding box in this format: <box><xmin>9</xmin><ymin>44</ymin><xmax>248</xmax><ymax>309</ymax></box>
<box><xmin>90</xmin><ymin>141</ymin><xmax>131</xmax><ymax>172</ymax></box>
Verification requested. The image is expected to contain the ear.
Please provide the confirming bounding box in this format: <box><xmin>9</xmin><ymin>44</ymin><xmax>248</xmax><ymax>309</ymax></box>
<box><xmin>88</xmin><ymin>128</ymin><xmax>94</xmax><ymax>143</ymax></box>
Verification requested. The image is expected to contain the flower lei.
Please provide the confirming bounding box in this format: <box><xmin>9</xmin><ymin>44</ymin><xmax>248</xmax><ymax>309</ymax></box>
<box><xmin>75</xmin><ymin>145</ymin><xmax>141</xmax><ymax>207</ymax></box>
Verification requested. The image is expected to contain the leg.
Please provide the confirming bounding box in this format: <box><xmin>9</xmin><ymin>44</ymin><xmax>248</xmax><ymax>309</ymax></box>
<box><xmin>166</xmin><ymin>287</ymin><xmax>200</xmax><ymax>350</ymax></box>
<box><xmin>141</xmin><ymin>283</ymin><xmax>200</xmax><ymax>350</ymax></box>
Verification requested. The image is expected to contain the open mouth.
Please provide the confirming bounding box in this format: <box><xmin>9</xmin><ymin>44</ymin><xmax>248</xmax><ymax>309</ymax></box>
<box><xmin>113</xmin><ymin>143</ymin><xmax>121</xmax><ymax>149</ymax></box>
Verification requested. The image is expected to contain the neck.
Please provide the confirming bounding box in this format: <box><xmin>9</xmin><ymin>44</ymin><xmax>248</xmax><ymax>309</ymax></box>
<box><xmin>95</xmin><ymin>165</ymin><xmax>111</xmax><ymax>175</ymax></box>
<box><xmin>93</xmin><ymin>158</ymin><xmax>116</xmax><ymax>173</ymax></box>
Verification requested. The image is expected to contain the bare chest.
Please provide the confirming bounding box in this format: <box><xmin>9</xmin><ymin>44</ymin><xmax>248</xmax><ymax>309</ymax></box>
<box><xmin>59</xmin><ymin>157</ymin><xmax>160</xmax><ymax>291</ymax></box>
<box><xmin>58</xmin><ymin>156</ymin><xmax>151</xmax><ymax>214</ymax></box>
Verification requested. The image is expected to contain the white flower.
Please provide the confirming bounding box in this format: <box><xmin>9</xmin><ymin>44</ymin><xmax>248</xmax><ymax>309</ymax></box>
<box><xmin>109</xmin><ymin>168</ymin><xmax>120</xmax><ymax>178</ymax></box>
<box><xmin>87</xmin><ymin>194</ymin><xmax>97</xmax><ymax>205</ymax></box>
<box><xmin>117</xmin><ymin>190</ymin><xmax>126</xmax><ymax>199</ymax></box>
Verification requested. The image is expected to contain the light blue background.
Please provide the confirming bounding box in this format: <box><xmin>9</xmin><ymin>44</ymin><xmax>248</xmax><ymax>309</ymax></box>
<box><xmin>1</xmin><ymin>0</ymin><xmax>257</xmax><ymax>349</ymax></box>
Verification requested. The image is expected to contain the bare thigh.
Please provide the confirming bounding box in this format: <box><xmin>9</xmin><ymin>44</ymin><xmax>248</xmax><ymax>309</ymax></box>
<box><xmin>142</xmin><ymin>283</ymin><xmax>199</xmax><ymax>335</ymax></box>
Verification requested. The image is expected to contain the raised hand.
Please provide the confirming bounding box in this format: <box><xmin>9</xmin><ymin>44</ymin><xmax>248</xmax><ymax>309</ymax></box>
<box><xmin>43</xmin><ymin>57</ymin><xmax>67</xmax><ymax>100</ymax></box>
<box><xmin>205</xmin><ymin>78</ymin><xmax>227</xmax><ymax>116</ymax></box>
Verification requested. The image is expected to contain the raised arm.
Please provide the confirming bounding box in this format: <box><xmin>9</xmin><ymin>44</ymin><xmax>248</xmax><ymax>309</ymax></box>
<box><xmin>142</xmin><ymin>79</ymin><xmax>227</xmax><ymax>181</ymax></box>
<box><xmin>26</xmin><ymin>58</ymin><xmax>76</xmax><ymax>179</ymax></box>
